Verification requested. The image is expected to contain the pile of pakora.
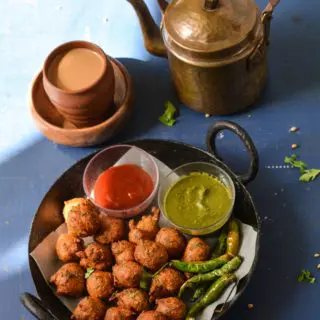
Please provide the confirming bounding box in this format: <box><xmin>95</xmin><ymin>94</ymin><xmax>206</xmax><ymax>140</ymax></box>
<box><xmin>50</xmin><ymin>197</ymin><xmax>242</xmax><ymax>320</ymax></box>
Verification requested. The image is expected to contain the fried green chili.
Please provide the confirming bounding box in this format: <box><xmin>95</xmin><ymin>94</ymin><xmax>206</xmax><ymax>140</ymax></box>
<box><xmin>211</xmin><ymin>225</ymin><xmax>228</xmax><ymax>259</ymax></box>
<box><xmin>179</xmin><ymin>256</ymin><xmax>241</xmax><ymax>297</ymax></box>
<box><xmin>227</xmin><ymin>219</ymin><xmax>240</xmax><ymax>257</ymax></box>
<box><xmin>171</xmin><ymin>254</ymin><xmax>230</xmax><ymax>274</ymax></box>
<box><xmin>191</xmin><ymin>284</ymin><xmax>209</xmax><ymax>302</ymax></box>
<box><xmin>186</xmin><ymin>273</ymin><xmax>237</xmax><ymax>319</ymax></box>
<box><xmin>139</xmin><ymin>269</ymin><xmax>153</xmax><ymax>291</ymax></box>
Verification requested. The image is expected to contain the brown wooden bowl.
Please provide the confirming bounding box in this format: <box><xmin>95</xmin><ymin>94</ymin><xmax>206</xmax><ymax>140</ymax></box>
<box><xmin>29</xmin><ymin>58</ymin><xmax>133</xmax><ymax>147</ymax></box>
<box><xmin>42</xmin><ymin>41</ymin><xmax>115</xmax><ymax>128</ymax></box>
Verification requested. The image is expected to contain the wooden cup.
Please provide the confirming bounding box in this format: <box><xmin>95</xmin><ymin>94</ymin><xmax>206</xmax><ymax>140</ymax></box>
<box><xmin>42</xmin><ymin>41</ymin><xmax>115</xmax><ymax>128</ymax></box>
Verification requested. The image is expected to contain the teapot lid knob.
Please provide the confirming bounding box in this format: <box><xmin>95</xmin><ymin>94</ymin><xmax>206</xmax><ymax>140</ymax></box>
<box><xmin>203</xmin><ymin>0</ymin><xmax>219</xmax><ymax>10</ymax></box>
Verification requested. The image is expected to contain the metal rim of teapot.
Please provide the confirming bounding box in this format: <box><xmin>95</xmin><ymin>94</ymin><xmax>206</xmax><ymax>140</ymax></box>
<box><xmin>159</xmin><ymin>0</ymin><xmax>280</xmax><ymax>14</ymax></box>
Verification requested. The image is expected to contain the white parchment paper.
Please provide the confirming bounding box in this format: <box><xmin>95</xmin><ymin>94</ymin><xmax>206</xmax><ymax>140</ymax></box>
<box><xmin>31</xmin><ymin>147</ymin><xmax>258</xmax><ymax>318</ymax></box>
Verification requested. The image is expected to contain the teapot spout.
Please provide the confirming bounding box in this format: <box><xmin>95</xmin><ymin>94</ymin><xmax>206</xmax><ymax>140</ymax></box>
<box><xmin>126</xmin><ymin>0</ymin><xmax>167</xmax><ymax>57</ymax></box>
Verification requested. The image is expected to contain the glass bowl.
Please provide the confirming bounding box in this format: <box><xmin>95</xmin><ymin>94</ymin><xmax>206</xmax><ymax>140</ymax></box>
<box><xmin>83</xmin><ymin>144</ymin><xmax>159</xmax><ymax>218</ymax></box>
<box><xmin>158</xmin><ymin>162</ymin><xmax>235</xmax><ymax>236</ymax></box>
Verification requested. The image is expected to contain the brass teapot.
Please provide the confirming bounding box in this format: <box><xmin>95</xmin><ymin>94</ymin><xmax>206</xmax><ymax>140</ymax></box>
<box><xmin>126</xmin><ymin>0</ymin><xmax>280</xmax><ymax>115</ymax></box>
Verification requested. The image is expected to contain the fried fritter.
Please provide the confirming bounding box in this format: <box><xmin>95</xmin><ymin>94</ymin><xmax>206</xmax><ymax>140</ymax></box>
<box><xmin>86</xmin><ymin>271</ymin><xmax>114</xmax><ymax>300</ymax></box>
<box><xmin>134</xmin><ymin>240</ymin><xmax>168</xmax><ymax>271</ymax></box>
<box><xmin>155</xmin><ymin>228</ymin><xmax>186</xmax><ymax>258</ymax></box>
<box><xmin>104</xmin><ymin>307</ymin><xmax>134</xmax><ymax>320</ymax></box>
<box><xmin>95</xmin><ymin>215</ymin><xmax>126</xmax><ymax>245</ymax></box>
<box><xmin>137</xmin><ymin>311</ymin><xmax>168</xmax><ymax>320</ymax></box>
<box><xmin>128</xmin><ymin>224</ymin><xmax>144</xmax><ymax>246</ymax></box>
<box><xmin>149</xmin><ymin>268</ymin><xmax>184</xmax><ymax>301</ymax></box>
<box><xmin>50</xmin><ymin>263</ymin><xmax>85</xmax><ymax>297</ymax></box>
<box><xmin>114</xmin><ymin>288</ymin><xmax>149</xmax><ymax>313</ymax></box>
<box><xmin>182</xmin><ymin>237</ymin><xmax>211</xmax><ymax>278</ymax></box>
<box><xmin>155</xmin><ymin>297</ymin><xmax>186</xmax><ymax>320</ymax></box>
<box><xmin>66</xmin><ymin>199</ymin><xmax>100</xmax><ymax>237</ymax></box>
<box><xmin>56</xmin><ymin>233</ymin><xmax>84</xmax><ymax>262</ymax></box>
<box><xmin>183</xmin><ymin>237</ymin><xmax>210</xmax><ymax>262</ymax></box>
<box><xmin>128</xmin><ymin>207</ymin><xmax>160</xmax><ymax>244</ymax></box>
<box><xmin>71</xmin><ymin>296</ymin><xmax>106</xmax><ymax>320</ymax></box>
<box><xmin>77</xmin><ymin>242</ymin><xmax>113</xmax><ymax>271</ymax></box>
<box><xmin>63</xmin><ymin>197</ymin><xmax>86</xmax><ymax>221</ymax></box>
<box><xmin>111</xmin><ymin>240</ymin><xmax>136</xmax><ymax>264</ymax></box>
<box><xmin>113</xmin><ymin>261</ymin><xmax>143</xmax><ymax>288</ymax></box>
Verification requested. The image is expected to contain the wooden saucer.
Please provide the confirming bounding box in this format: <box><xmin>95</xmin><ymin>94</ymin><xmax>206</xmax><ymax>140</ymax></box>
<box><xmin>29</xmin><ymin>58</ymin><xmax>133</xmax><ymax>147</ymax></box>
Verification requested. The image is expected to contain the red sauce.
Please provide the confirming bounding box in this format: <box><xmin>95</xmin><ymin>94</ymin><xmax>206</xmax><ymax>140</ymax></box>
<box><xmin>93</xmin><ymin>164</ymin><xmax>154</xmax><ymax>210</ymax></box>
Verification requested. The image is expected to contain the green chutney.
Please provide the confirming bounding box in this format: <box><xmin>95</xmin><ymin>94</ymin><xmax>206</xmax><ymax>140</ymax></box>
<box><xmin>164</xmin><ymin>172</ymin><xmax>233</xmax><ymax>229</ymax></box>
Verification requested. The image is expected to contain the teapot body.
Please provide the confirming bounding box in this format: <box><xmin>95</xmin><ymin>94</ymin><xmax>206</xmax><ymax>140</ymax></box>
<box><xmin>167</xmin><ymin>34</ymin><xmax>268</xmax><ymax>115</ymax></box>
<box><xmin>160</xmin><ymin>0</ymin><xmax>275</xmax><ymax>115</ymax></box>
<box><xmin>126</xmin><ymin>0</ymin><xmax>279</xmax><ymax>114</ymax></box>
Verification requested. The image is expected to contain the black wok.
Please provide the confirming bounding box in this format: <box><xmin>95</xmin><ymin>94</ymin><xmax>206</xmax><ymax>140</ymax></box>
<box><xmin>20</xmin><ymin>121</ymin><xmax>260</xmax><ymax>320</ymax></box>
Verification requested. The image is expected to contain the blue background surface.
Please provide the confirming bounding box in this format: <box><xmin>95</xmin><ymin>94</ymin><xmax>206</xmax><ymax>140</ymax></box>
<box><xmin>1</xmin><ymin>0</ymin><xmax>320</xmax><ymax>319</ymax></box>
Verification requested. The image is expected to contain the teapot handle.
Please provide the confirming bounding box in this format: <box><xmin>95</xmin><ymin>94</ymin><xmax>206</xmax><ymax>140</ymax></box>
<box><xmin>262</xmin><ymin>0</ymin><xmax>280</xmax><ymax>44</ymax></box>
<box><xmin>157</xmin><ymin>0</ymin><xmax>168</xmax><ymax>14</ymax></box>
<box><xmin>247</xmin><ymin>0</ymin><xmax>280</xmax><ymax>69</ymax></box>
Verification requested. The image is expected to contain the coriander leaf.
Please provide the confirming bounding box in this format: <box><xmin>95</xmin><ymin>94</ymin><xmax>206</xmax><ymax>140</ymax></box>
<box><xmin>310</xmin><ymin>277</ymin><xmax>316</xmax><ymax>284</ymax></box>
<box><xmin>85</xmin><ymin>267</ymin><xmax>95</xmax><ymax>279</ymax></box>
<box><xmin>297</xmin><ymin>269</ymin><xmax>316</xmax><ymax>284</ymax></box>
<box><xmin>285</xmin><ymin>154</ymin><xmax>297</xmax><ymax>162</ymax></box>
<box><xmin>299</xmin><ymin>169</ymin><xmax>320</xmax><ymax>182</ymax></box>
<box><xmin>285</xmin><ymin>154</ymin><xmax>320</xmax><ymax>182</ymax></box>
<box><xmin>297</xmin><ymin>273</ymin><xmax>304</xmax><ymax>283</ymax></box>
<box><xmin>159</xmin><ymin>101</ymin><xmax>177</xmax><ymax>127</ymax></box>
<box><xmin>284</xmin><ymin>154</ymin><xmax>307</xmax><ymax>173</ymax></box>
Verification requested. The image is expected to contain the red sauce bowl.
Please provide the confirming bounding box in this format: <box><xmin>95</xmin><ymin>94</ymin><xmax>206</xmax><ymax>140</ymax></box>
<box><xmin>83</xmin><ymin>145</ymin><xmax>159</xmax><ymax>218</ymax></box>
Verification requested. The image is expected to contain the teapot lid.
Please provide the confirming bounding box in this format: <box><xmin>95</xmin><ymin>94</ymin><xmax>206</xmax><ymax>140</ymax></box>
<box><xmin>163</xmin><ymin>0</ymin><xmax>262</xmax><ymax>63</ymax></box>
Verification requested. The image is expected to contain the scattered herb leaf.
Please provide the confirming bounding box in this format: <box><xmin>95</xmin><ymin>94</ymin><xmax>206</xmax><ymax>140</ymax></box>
<box><xmin>297</xmin><ymin>269</ymin><xmax>316</xmax><ymax>284</ymax></box>
<box><xmin>85</xmin><ymin>267</ymin><xmax>95</xmax><ymax>279</ymax></box>
<box><xmin>159</xmin><ymin>101</ymin><xmax>177</xmax><ymax>127</ymax></box>
<box><xmin>284</xmin><ymin>154</ymin><xmax>307</xmax><ymax>173</ymax></box>
<box><xmin>299</xmin><ymin>169</ymin><xmax>320</xmax><ymax>182</ymax></box>
<box><xmin>284</xmin><ymin>154</ymin><xmax>320</xmax><ymax>182</ymax></box>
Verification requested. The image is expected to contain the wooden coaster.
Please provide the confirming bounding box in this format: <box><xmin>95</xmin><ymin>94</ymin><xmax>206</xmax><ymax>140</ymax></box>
<box><xmin>29</xmin><ymin>58</ymin><xmax>133</xmax><ymax>147</ymax></box>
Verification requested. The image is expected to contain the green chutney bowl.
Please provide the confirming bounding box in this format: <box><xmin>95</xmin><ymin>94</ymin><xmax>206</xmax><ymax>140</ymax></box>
<box><xmin>158</xmin><ymin>162</ymin><xmax>236</xmax><ymax>236</ymax></box>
